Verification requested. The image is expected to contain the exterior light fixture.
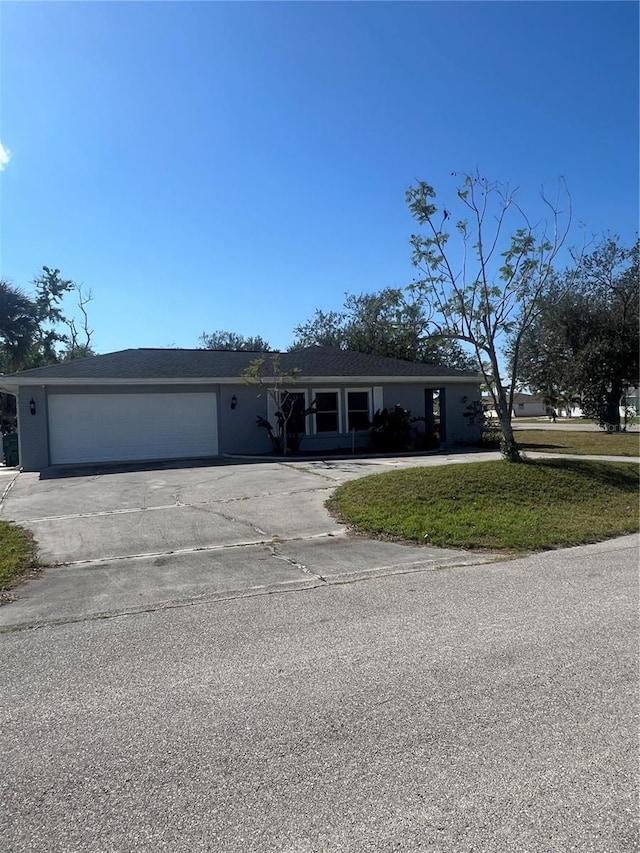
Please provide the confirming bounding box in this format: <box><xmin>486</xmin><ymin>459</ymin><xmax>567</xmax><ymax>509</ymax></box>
<box><xmin>29</xmin><ymin>398</ymin><xmax>36</xmax><ymax>416</ymax></box>
<box><xmin>461</xmin><ymin>395</ymin><xmax>468</xmax><ymax>404</ymax></box>
<box><xmin>230</xmin><ymin>394</ymin><xmax>238</xmax><ymax>410</ymax></box>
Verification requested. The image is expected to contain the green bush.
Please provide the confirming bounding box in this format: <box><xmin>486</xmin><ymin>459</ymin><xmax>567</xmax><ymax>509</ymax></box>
<box><xmin>370</xmin><ymin>405</ymin><xmax>439</xmax><ymax>452</ymax></box>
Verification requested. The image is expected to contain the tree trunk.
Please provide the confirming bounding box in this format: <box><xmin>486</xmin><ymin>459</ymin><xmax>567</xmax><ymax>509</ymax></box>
<box><xmin>494</xmin><ymin>386</ymin><xmax>522</xmax><ymax>462</ymax></box>
<box><xmin>604</xmin><ymin>385</ymin><xmax>622</xmax><ymax>429</ymax></box>
<box><xmin>490</xmin><ymin>360</ymin><xmax>523</xmax><ymax>463</ymax></box>
<box><xmin>498</xmin><ymin>413</ymin><xmax>522</xmax><ymax>462</ymax></box>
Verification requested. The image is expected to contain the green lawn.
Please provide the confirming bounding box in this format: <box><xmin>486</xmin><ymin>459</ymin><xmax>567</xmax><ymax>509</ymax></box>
<box><xmin>514</xmin><ymin>429</ymin><xmax>640</xmax><ymax>457</ymax></box>
<box><xmin>0</xmin><ymin>520</ymin><xmax>38</xmax><ymax>593</ymax></box>
<box><xmin>328</xmin><ymin>459</ymin><xmax>639</xmax><ymax>552</ymax></box>
<box><xmin>512</xmin><ymin>417</ymin><xmax>640</xmax><ymax>426</ymax></box>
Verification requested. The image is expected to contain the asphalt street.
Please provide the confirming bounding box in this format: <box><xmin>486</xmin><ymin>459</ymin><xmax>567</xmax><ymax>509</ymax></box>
<box><xmin>1</xmin><ymin>443</ymin><xmax>638</xmax><ymax>852</ymax></box>
<box><xmin>1</xmin><ymin>534</ymin><xmax>638</xmax><ymax>852</ymax></box>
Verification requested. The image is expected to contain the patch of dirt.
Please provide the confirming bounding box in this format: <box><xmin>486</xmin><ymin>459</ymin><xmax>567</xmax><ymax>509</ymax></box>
<box><xmin>0</xmin><ymin>565</ymin><xmax>44</xmax><ymax>605</ymax></box>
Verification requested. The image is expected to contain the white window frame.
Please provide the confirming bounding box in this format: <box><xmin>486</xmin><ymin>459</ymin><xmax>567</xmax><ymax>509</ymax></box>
<box><xmin>345</xmin><ymin>387</ymin><xmax>373</xmax><ymax>432</ymax></box>
<box><xmin>311</xmin><ymin>388</ymin><xmax>342</xmax><ymax>435</ymax></box>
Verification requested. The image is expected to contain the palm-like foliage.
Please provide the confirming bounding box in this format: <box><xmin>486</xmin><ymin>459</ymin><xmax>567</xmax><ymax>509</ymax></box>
<box><xmin>0</xmin><ymin>280</ymin><xmax>39</xmax><ymax>373</ymax></box>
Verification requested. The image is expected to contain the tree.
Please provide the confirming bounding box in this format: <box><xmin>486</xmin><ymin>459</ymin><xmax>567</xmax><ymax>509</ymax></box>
<box><xmin>291</xmin><ymin>287</ymin><xmax>476</xmax><ymax>371</ymax></box>
<box><xmin>0</xmin><ymin>280</ymin><xmax>39</xmax><ymax>373</ymax></box>
<box><xmin>514</xmin><ymin>238</ymin><xmax>639</xmax><ymax>427</ymax></box>
<box><xmin>243</xmin><ymin>354</ymin><xmax>315</xmax><ymax>456</ymax></box>
<box><xmin>0</xmin><ymin>267</ymin><xmax>95</xmax><ymax>372</ymax></box>
<box><xmin>199</xmin><ymin>330</ymin><xmax>271</xmax><ymax>351</ymax></box>
<box><xmin>63</xmin><ymin>282</ymin><xmax>95</xmax><ymax>360</ymax></box>
<box><xmin>30</xmin><ymin>266</ymin><xmax>76</xmax><ymax>365</ymax></box>
<box><xmin>406</xmin><ymin>172</ymin><xmax>571</xmax><ymax>461</ymax></box>
<box><xmin>0</xmin><ymin>268</ymin><xmax>95</xmax><ymax>431</ymax></box>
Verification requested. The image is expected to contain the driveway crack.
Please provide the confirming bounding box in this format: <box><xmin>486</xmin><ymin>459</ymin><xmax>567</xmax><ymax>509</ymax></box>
<box><xmin>15</xmin><ymin>486</ymin><xmax>335</xmax><ymax>524</ymax></box>
<box><xmin>0</xmin><ymin>555</ymin><xmax>504</xmax><ymax>633</ymax></box>
<box><xmin>206</xmin><ymin>505</ymin><xmax>268</xmax><ymax>537</ymax></box>
<box><xmin>280</xmin><ymin>462</ymin><xmax>338</xmax><ymax>484</ymax></box>
<box><xmin>267</xmin><ymin>540</ymin><xmax>327</xmax><ymax>583</ymax></box>
<box><xmin>48</xmin><ymin>531</ymin><xmax>347</xmax><ymax>568</ymax></box>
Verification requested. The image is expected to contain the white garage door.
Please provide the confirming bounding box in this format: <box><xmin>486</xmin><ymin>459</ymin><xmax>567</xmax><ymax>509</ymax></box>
<box><xmin>48</xmin><ymin>392</ymin><xmax>218</xmax><ymax>465</ymax></box>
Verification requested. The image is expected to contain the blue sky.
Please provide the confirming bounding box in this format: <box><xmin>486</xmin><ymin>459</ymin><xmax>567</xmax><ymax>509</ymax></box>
<box><xmin>1</xmin><ymin>1</ymin><xmax>638</xmax><ymax>354</ymax></box>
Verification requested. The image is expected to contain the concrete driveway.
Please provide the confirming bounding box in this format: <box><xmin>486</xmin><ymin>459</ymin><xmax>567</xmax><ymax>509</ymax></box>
<box><xmin>0</xmin><ymin>451</ymin><xmax>502</xmax><ymax>630</ymax></box>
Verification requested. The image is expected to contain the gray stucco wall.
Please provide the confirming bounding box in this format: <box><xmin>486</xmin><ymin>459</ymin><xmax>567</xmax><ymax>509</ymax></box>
<box><xmin>442</xmin><ymin>382</ymin><xmax>482</xmax><ymax>445</ymax></box>
<box><xmin>17</xmin><ymin>388</ymin><xmax>49</xmax><ymax>471</ymax></box>
<box><xmin>380</xmin><ymin>383</ymin><xmax>425</xmax><ymax>414</ymax></box>
<box><xmin>45</xmin><ymin>384</ymin><xmax>214</xmax><ymax>399</ymax></box>
<box><xmin>14</xmin><ymin>378</ymin><xmax>482</xmax><ymax>470</ymax></box>
<box><xmin>230</xmin><ymin>382</ymin><xmax>481</xmax><ymax>454</ymax></box>
<box><xmin>18</xmin><ymin>383</ymin><xmax>276</xmax><ymax>467</ymax></box>
<box><xmin>379</xmin><ymin>382</ymin><xmax>481</xmax><ymax>447</ymax></box>
<box><xmin>218</xmin><ymin>384</ymin><xmax>272</xmax><ymax>455</ymax></box>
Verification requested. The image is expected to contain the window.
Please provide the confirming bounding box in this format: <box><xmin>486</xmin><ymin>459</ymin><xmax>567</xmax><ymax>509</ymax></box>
<box><xmin>279</xmin><ymin>392</ymin><xmax>306</xmax><ymax>434</ymax></box>
<box><xmin>314</xmin><ymin>391</ymin><xmax>339</xmax><ymax>433</ymax></box>
<box><xmin>347</xmin><ymin>390</ymin><xmax>370</xmax><ymax>431</ymax></box>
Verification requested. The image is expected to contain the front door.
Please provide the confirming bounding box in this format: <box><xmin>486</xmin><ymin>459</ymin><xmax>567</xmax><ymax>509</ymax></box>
<box><xmin>424</xmin><ymin>388</ymin><xmax>446</xmax><ymax>443</ymax></box>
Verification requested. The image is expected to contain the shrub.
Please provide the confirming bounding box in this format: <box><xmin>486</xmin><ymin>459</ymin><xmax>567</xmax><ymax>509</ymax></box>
<box><xmin>370</xmin><ymin>405</ymin><xmax>439</xmax><ymax>452</ymax></box>
<box><xmin>462</xmin><ymin>400</ymin><xmax>501</xmax><ymax>446</ymax></box>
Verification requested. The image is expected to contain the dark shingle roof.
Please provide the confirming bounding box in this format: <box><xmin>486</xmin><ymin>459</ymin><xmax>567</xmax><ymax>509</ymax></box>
<box><xmin>3</xmin><ymin>347</ymin><xmax>478</xmax><ymax>381</ymax></box>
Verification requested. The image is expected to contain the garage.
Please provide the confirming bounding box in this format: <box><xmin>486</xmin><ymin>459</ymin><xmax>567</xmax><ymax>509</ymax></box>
<box><xmin>48</xmin><ymin>392</ymin><xmax>218</xmax><ymax>465</ymax></box>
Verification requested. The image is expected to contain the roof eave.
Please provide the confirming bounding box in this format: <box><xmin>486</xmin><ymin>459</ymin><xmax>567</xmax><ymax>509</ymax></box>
<box><xmin>1</xmin><ymin>374</ymin><xmax>480</xmax><ymax>387</ymax></box>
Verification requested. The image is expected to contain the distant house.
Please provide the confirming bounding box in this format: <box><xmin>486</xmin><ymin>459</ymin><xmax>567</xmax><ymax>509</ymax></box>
<box><xmin>622</xmin><ymin>386</ymin><xmax>639</xmax><ymax>417</ymax></box>
<box><xmin>483</xmin><ymin>392</ymin><xmax>549</xmax><ymax>419</ymax></box>
<box><xmin>482</xmin><ymin>386</ymin><xmax>639</xmax><ymax>422</ymax></box>
<box><xmin>1</xmin><ymin>347</ymin><xmax>482</xmax><ymax>471</ymax></box>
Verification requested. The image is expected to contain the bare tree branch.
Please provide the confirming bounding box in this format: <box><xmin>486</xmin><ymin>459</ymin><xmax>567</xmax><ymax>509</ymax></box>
<box><xmin>406</xmin><ymin>172</ymin><xmax>572</xmax><ymax>461</ymax></box>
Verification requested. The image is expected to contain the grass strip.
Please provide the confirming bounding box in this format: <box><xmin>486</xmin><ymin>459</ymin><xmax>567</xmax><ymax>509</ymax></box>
<box><xmin>512</xmin><ymin>429</ymin><xmax>640</xmax><ymax>457</ymax></box>
<box><xmin>328</xmin><ymin>458</ymin><xmax>639</xmax><ymax>552</ymax></box>
<box><xmin>0</xmin><ymin>520</ymin><xmax>38</xmax><ymax>591</ymax></box>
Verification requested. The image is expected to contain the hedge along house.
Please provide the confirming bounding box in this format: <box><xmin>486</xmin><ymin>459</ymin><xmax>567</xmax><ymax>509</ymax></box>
<box><xmin>1</xmin><ymin>347</ymin><xmax>482</xmax><ymax>471</ymax></box>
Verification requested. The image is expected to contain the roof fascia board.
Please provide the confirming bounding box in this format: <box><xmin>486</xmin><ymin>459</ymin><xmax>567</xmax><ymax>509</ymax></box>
<box><xmin>2</xmin><ymin>374</ymin><xmax>480</xmax><ymax>387</ymax></box>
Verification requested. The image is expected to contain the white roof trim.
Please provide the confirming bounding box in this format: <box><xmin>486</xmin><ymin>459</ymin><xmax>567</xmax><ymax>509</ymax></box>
<box><xmin>1</xmin><ymin>374</ymin><xmax>480</xmax><ymax>389</ymax></box>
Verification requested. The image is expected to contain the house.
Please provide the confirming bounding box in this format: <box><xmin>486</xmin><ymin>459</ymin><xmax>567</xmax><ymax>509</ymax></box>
<box><xmin>483</xmin><ymin>392</ymin><xmax>550</xmax><ymax>419</ymax></box>
<box><xmin>0</xmin><ymin>347</ymin><xmax>482</xmax><ymax>471</ymax></box>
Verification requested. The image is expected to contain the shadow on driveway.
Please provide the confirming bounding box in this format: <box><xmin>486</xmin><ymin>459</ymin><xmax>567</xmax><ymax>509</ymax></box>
<box><xmin>39</xmin><ymin>456</ymin><xmax>252</xmax><ymax>480</ymax></box>
<box><xmin>38</xmin><ymin>445</ymin><xmax>494</xmax><ymax>480</ymax></box>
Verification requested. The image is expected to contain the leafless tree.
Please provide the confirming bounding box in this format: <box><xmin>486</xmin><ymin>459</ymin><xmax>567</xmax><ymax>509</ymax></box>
<box><xmin>406</xmin><ymin>171</ymin><xmax>573</xmax><ymax>461</ymax></box>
